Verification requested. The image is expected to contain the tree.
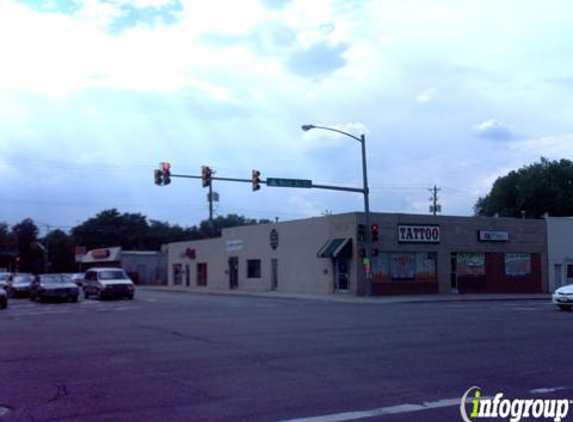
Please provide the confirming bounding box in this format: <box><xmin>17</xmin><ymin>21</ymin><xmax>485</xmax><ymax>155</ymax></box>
<box><xmin>475</xmin><ymin>158</ymin><xmax>573</xmax><ymax>218</ymax></box>
<box><xmin>71</xmin><ymin>209</ymin><xmax>150</xmax><ymax>250</ymax></box>
<box><xmin>43</xmin><ymin>229</ymin><xmax>75</xmax><ymax>273</ymax></box>
<box><xmin>11</xmin><ymin>218</ymin><xmax>41</xmax><ymax>273</ymax></box>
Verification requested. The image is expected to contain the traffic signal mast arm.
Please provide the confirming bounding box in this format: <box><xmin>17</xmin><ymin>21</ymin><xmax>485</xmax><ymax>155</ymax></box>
<box><xmin>165</xmin><ymin>174</ymin><xmax>364</xmax><ymax>193</ymax></box>
<box><xmin>167</xmin><ymin>173</ymin><xmax>363</xmax><ymax>193</ymax></box>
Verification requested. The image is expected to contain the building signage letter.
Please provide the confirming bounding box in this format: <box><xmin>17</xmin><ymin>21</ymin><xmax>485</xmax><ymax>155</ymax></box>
<box><xmin>398</xmin><ymin>225</ymin><xmax>440</xmax><ymax>243</ymax></box>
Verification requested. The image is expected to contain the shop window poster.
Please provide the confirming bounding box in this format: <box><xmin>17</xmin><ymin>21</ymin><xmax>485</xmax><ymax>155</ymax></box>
<box><xmin>391</xmin><ymin>253</ymin><xmax>415</xmax><ymax>280</ymax></box>
<box><xmin>372</xmin><ymin>253</ymin><xmax>390</xmax><ymax>283</ymax></box>
<box><xmin>457</xmin><ymin>253</ymin><xmax>485</xmax><ymax>276</ymax></box>
<box><xmin>505</xmin><ymin>253</ymin><xmax>531</xmax><ymax>276</ymax></box>
<box><xmin>416</xmin><ymin>253</ymin><xmax>437</xmax><ymax>282</ymax></box>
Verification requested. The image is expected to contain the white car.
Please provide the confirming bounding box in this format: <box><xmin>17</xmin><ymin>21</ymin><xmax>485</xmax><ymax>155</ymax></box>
<box><xmin>83</xmin><ymin>268</ymin><xmax>134</xmax><ymax>300</ymax></box>
<box><xmin>552</xmin><ymin>284</ymin><xmax>573</xmax><ymax>311</ymax></box>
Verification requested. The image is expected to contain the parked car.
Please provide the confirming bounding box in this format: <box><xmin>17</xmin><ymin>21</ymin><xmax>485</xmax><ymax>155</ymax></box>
<box><xmin>552</xmin><ymin>284</ymin><xmax>573</xmax><ymax>310</ymax></box>
<box><xmin>83</xmin><ymin>268</ymin><xmax>134</xmax><ymax>300</ymax></box>
<box><xmin>6</xmin><ymin>273</ymin><xmax>34</xmax><ymax>298</ymax></box>
<box><xmin>0</xmin><ymin>272</ymin><xmax>12</xmax><ymax>290</ymax></box>
<box><xmin>0</xmin><ymin>288</ymin><xmax>6</xmax><ymax>309</ymax></box>
<box><xmin>30</xmin><ymin>274</ymin><xmax>79</xmax><ymax>302</ymax></box>
<box><xmin>68</xmin><ymin>273</ymin><xmax>85</xmax><ymax>287</ymax></box>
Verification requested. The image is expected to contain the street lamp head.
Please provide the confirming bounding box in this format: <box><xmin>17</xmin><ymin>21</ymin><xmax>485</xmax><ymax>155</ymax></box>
<box><xmin>301</xmin><ymin>124</ymin><xmax>315</xmax><ymax>132</ymax></box>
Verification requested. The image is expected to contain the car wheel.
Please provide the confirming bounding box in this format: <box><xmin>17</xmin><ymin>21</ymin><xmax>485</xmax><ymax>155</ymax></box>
<box><xmin>84</xmin><ymin>289</ymin><xmax>89</xmax><ymax>299</ymax></box>
<box><xmin>97</xmin><ymin>290</ymin><xmax>104</xmax><ymax>301</ymax></box>
<box><xmin>558</xmin><ymin>305</ymin><xmax>571</xmax><ymax>311</ymax></box>
<box><xmin>71</xmin><ymin>295</ymin><xmax>78</xmax><ymax>302</ymax></box>
<box><xmin>0</xmin><ymin>300</ymin><xmax>6</xmax><ymax>309</ymax></box>
<box><xmin>127</xmin><ymin>294</ymin><xmax>134</xmax><ymax>300</ymax></box>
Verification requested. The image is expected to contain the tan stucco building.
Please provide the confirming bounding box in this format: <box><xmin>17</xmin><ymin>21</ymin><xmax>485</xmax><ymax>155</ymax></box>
<box><xmin>166</xmin><ymin>212</ymin><xmax>548</xmax><ymax>296</ymax></box>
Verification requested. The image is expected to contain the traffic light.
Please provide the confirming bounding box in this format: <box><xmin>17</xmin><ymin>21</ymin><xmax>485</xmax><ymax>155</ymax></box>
<box><xmin>371</xmin><ymin>223</ymin><xmax>379</xmax><ymax>242</ymax></box>
<box><xmin>357</xmin><ymin>224</ymin><xmax>366</xmax><ymax>242</ymax></box>
<box><xmin>161</xmin><ymin>162</ymin><xmax>171</xmax><ymax>185</ymax></box>
<box><xmin>202</xmin><ymin>166</ymin><xmax>212</xmax><ymax>188</ymax></box>
<box><xmin>154</xmin><ymin>169</ymin><xmax>163</xmax><ymax>186</ymax></box>
<box><xmin>252</xmin><ymin>169</ymin><xmax>261</xmax><ymax>191</ymax></box>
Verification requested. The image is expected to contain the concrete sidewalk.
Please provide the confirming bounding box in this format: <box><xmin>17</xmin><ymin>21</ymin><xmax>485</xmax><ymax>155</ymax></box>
<box><xmin>139</xmin><ymin>285</ymin><xmax>551</xmax><ymax>304</ymax></box>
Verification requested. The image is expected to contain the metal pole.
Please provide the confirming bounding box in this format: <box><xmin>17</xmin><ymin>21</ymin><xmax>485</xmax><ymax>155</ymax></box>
<box><xmin>360</xmin><ymin>134</ymin><xmax>372</xmax><ymax>296</ymax></box>
<box><xmin>208</xmin><ymin>181</ymin><xmax>214</xmax><ymax>236</ymax></box>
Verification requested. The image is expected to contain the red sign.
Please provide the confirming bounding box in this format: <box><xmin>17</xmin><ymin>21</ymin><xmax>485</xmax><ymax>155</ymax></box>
<box><xmin>92</xmin><ymin>248</ymin><xmax>111</xmax><ymax>260</ymax></box>
<box><xmin>185</xmin><ymin>248</ymin><xmax>196</xmax><ymax>259</ymax></box>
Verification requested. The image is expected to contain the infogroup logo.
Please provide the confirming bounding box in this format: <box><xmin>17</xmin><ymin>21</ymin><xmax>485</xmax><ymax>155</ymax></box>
<box><xmin>460</xmin><ymin>387</ymin><xmax>571</xmax><ymax>422</ymax></box>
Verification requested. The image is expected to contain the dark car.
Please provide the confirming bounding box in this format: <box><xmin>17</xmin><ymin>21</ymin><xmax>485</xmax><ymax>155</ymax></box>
<box><xmin>6</xmin><ymin>273</ymin><xmax>34</xmax><ymax>298</ymax></box>
<box><xmin>30</xmin><ymin>274</ymin><xmax>80</xmax><ymax>302</ymax></box>
<box><xmin>0</xmin><ymin>288</ymin><xmax>6</xmax><ymax>309</ymax></box>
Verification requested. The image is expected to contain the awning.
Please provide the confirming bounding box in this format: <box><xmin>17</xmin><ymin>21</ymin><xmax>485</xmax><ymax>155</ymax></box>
<box><xmin>317</xmin><ymin>238</ymin><xmax>351</xmax><ymax>258</ymax></box>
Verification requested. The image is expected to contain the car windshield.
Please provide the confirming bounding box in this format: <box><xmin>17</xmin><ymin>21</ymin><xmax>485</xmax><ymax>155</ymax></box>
<box><xmin>40</xmin><ymin>276</ymin><xmax>65</xmax><ymax>284</ymax></box>
<box><xmin>98</xmin><ymin>271</ymin><xmax>128</xmax><ymax>280</ymax></box>
<box><xmin>14</xmin><ymin>275</ymin><xmax>33</xmax><ymax>283</ymax></box>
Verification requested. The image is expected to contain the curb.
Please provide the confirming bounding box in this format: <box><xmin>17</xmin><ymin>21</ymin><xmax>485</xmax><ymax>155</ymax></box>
<box><xmin>138</xmin><ymin>286</ymin><xmax>551</xmax><ymax>305</ymax></box>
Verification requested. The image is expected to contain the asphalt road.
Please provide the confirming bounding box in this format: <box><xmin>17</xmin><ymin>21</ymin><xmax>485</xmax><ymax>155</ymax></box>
<box><xmin>1</xmin><ymin>290</ymin><xmax>572</xmax><ymax>422</ymax></box>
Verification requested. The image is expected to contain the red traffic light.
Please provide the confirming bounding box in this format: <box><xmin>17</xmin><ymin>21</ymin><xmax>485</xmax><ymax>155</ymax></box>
<box><xmin>162</xmin><ymin>162</ymin><xmax>171</xmax><ymax>171</ymax></box>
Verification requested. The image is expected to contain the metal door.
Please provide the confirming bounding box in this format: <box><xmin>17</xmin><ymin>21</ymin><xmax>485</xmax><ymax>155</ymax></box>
<box><xmin>271</xmin><ymin>259</ymin><xmax>278</xmax><ymax>290</ymax></box>
<box><xmin>228</xmin><ymin>257</ymin><xmax>239</xmax><ymax>289</ymax></box>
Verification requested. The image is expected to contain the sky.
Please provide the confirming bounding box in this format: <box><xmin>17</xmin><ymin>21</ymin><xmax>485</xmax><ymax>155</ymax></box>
<box><xmin>1</xmin><ymin>0</ymin><xmax>573</xmax><ymax>234</ymax></box>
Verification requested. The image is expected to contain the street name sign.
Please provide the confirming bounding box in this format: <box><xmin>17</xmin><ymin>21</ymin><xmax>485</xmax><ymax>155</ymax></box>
<box><xmin>266</xmin><ymin>178</ymin><xmax>312</xmax><ymax>188</ymax></box>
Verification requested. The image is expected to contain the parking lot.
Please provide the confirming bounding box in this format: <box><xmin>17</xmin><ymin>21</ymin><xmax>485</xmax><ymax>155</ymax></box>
<box><xmin>1</xmin><ymin>289</ymin><xmax>572</xmax><ymax>422</ymax></box>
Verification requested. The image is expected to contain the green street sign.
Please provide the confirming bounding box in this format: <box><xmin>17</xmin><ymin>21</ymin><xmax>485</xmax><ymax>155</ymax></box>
<box><xmin>266</xmin><ymin>178</ymin><xmax>312</xmax><ymax>188</ymax></box>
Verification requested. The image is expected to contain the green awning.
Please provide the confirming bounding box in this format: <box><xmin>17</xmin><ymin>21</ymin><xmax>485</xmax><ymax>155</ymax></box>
<box><xmin>317</xmin><ymin>238</ymin><xmax>351</xmax><ymax>258</ymax></box>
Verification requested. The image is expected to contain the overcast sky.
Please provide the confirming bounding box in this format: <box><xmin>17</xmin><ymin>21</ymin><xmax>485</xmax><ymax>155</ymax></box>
<box><xmin>1</xmin><ymin>0</ymin><xmax>572</xmax><ymax>233</ymax></box>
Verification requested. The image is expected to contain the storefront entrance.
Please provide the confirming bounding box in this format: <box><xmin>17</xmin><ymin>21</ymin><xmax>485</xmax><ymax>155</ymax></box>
<box><xmin>228</xmin><ymin>257</ymin><xmax>239</xmax><ymax>289</ymax></box>
<box><xmin>334</xmin><ymin>258</ymin><xmax>350</xmax><ymax>292</ymax></box>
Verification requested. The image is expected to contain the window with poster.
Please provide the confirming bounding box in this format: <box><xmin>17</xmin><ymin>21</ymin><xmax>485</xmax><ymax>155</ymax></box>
<box><xmin>372</xmin><ymin>252</ymin><xmax>437</xmax><ymax>283</ymax></box>
<box><xmin>504</xmin><ymin>253</ymin><xmax>531</xmax><ymax>276</ymax></box>
<box><xmin>457</xmin><ymin>253</ymin><xmax>485</xmax><ymax>276</ymax></box>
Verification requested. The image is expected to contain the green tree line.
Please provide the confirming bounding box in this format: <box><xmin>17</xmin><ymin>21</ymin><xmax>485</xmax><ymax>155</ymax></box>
<box><xmin>0</xmin><ymin>210</ymin><xmax>270</xmax><ymax>274</ymax></box>
<box><xmin>475</xmin><ymin>157</ymin><xmax>573</xmax><ymax>218</ymax></box>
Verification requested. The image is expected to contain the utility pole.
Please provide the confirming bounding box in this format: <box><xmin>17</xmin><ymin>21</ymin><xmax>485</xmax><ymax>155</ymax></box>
<box><xmin>429</xmin><ymin>185</ymin><xmax>441</xmax><ymax>216</ymax></box>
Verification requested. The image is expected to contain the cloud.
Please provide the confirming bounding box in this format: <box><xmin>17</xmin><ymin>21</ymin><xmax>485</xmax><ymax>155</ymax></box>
<box><xmin>472</xmin><ymin>119</ymin><xmax>515</xmax><ymax>141</ymax></box>
<box><xmin>287</xmin><ymin>41</ymin><xmax>347</xmax><ymax>78</ymax></box>
<box><xmin>416</xmin><ymin>87</ymin><xmax>438</xmax><ymax>103</ymax></box>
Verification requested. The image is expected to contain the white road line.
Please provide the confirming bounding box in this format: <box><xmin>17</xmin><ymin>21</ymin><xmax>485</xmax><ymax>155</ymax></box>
<box><xmin>275</xmin><ymin>398</ymin><xmax>463</xmax><ymax>422</ymax></box>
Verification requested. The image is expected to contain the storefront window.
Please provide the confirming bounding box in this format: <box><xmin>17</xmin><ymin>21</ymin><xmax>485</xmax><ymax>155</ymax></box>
<box><xmin>457</xmin><ymin>253</ymin><xmax>485</xmax><ymax>276</ymax></box>
<box><xmin>172</xmin><ymin>263</ymin><xmax>182</xmax><ymax>285</ymax></box>
<box><xmin>372</xmin><ymin>253</ymin><xmax>390</xmax><ymax>283</ymax></box>
<box><xmin>247</xmin><ymin>259</ymin><xmax>261</xmax><ymax>278</ymax></box>
<box><xmin>391</xmin><ymin>253</ymin><xmax>415</xmax><ymax>281</ymax></box>
<box><xmin>505</xmin><ymin>253</ymin><xmax>531</xmax><ymax>276</ymax></box>
<box><xmin>373</xmin><ymin>253</ymin><xmax>437</xmax><ymax>282</ymax></box>
<box><xmin>416</xmin><ymin>253</ymin><xmax>437</xmax><ymax>282</ymax></box>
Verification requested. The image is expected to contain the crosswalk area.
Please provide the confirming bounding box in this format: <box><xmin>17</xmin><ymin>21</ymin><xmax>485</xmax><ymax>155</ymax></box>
<box><xmin>2</xmin><ymin>298</ymin><xmax>140</xmax><ymax>318</ymax></box>
<box><xmin>439</xmin><ymin>300</ymin><xmax>555</xmax><ymax>312</ymax></box>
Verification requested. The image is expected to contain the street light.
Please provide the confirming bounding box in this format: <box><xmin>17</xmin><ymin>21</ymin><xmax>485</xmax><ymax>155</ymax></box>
<box><xmin>301</xmin><ymin>124</ymin><xmax>372</xmax><ymax>296</ymax></box>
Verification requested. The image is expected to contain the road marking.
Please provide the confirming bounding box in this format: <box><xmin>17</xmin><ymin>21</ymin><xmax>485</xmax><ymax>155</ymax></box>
<box><xmin>275</xmin><ymin>398</ymin><xmax>464</xmax><ymax>422</ymax></box>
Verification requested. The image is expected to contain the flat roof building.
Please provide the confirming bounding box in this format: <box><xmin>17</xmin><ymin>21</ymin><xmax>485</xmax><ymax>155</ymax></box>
<box><xmin>166</xmin><ymin>212</ymin><xmax>548</xmax><ymax>296</ymax></box>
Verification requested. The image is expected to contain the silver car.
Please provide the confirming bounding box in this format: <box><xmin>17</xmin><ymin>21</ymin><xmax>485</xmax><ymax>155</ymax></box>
<box><xmin>0</xmin><ymin>273</ymin><xmax>11</xmax><ymax>290</ymax></box>
<box><xmin>552</xmin><ymin>284</ymin><xmax>573</xmax><ymax>311</ymax></box>
<box><xmin>30</xmin><ymin>274</ymin><xmax>79</xmax><ymax>302</ymax></box>
<box><xmin>6</xmin><ymin>273</ymin><xmax>34</xmax><ymax>298</ymax></box>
